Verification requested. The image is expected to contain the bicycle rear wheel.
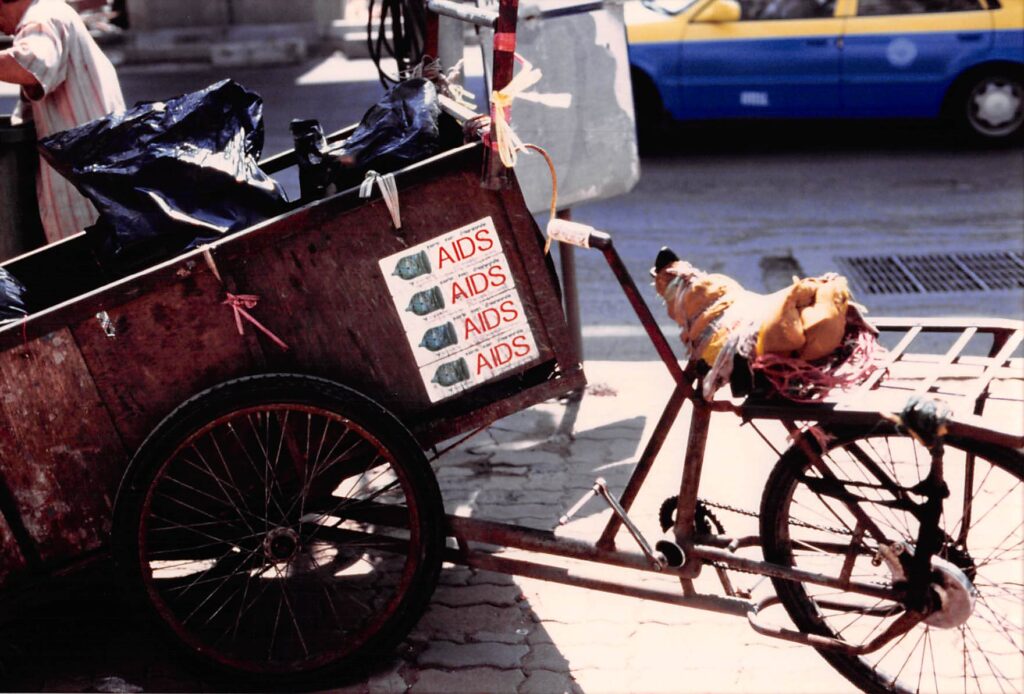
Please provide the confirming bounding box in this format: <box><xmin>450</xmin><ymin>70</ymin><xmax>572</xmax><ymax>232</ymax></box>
<box><xmin>760</xmin><ymin>425</ymin><xmax>1023</xmax><ymax>694</ymax></box>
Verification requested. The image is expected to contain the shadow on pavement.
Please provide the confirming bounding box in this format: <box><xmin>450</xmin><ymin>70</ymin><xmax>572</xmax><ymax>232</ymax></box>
<box><xmin>644</xmin><ymin>118</ymin><xmax>1021</xmax><ymax>157</ymax></box>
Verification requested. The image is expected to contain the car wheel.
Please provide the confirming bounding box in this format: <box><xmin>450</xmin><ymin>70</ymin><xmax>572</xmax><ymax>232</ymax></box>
<box><xmin>631</xmin><ymin>70</ymin><xmax>667</xmax><ymax>154</ymax></box>
<box><xmin>960</xmin><ymin>72</ymin><xmax>1023</xmax><ymax>141</ymax></box>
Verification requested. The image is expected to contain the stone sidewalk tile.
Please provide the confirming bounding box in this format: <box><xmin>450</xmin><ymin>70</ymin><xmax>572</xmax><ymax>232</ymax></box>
<box><xmin>568</xmin><ymin>668</ymin><xmax>636</xmax><ymax>694</ymax></box>
<box><xmin>411</xmin><ymin>604</ymin><xmax>533</xmax><ymax>641</ymax></box>
<box><xmin>415</xmin><ymin>641</ymin><xmax>529</xmax><ymax>669</ymax></box>
<box><xmin>529</xmin><ymin>621</ymin><xmax>634</xmax><ymax>650</ymax></box>
<box><xmin>522</xmin><ymin>642</ymin><xmax>574</xmax><ymax>672</ymax></box>
<box><xmin>409</xmin><ymin>667</ymin><xmax>525</xmax><ymax>694</ymax></box>
<box><xmin>431</xmin><ymin>583</ymin><xmax>523</xmax><ymax>608</ymax></box>
<box><xmin>465</xmin><ymin>568</ymin><xmax>521</xmax><ymax>587</ymax></box>
<box><xmin>519</xmin><ymin>669</ymin><xmax>582</xmax><ymax>694</ymax></box>
<box><xmin>365</xmin><ymin>669</ymin><xmax>410</xmax><ymax>694</ymax></box>
<box><xmin>474</xmin><ymin>488</ymin><xmax>564</xmax><ymax>505</ymax></box>
<box><xmin>559</xmin><ymin>642</ymin><xmax>632</xmax><ymax>672</ymax></box>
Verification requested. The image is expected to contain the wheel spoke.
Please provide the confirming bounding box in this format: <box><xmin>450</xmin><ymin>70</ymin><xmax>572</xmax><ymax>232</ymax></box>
<box><xmin>243</xmin><ymin>413</ymin><xmax>291</xmax><ymax>523</ymax></box>
<box><xmin>189</xmin><ymin>443</ymin><xmax>258</xmax><ymax>534</ymax></box>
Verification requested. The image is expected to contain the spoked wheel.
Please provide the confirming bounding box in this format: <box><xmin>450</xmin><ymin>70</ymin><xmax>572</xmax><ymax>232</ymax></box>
<box><xmin>113</xmin><ymin>375</ymin><xmax>445</xmax><ymax>689</ymax></box>
<box><xmin>760</xmin><ymin>425</ymin><xmax>1023</xmax><ymax>694</ymax></box>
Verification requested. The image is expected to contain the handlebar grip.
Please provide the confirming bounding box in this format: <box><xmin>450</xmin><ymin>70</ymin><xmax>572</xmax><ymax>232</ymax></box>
<box><xmin>546</xmin><ymin>218</ymin><xmax>609</xmax><ymax>249</ymax></box>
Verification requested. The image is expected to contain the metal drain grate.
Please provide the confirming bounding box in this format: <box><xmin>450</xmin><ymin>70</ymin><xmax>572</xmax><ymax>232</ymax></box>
<box><xmin>837</xmin><ymin>251</ymin><xmax>1024</xmax><ymax>295</ymax></box>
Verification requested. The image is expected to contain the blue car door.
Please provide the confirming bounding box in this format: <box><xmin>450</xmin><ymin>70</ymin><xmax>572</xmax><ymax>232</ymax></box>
<box><xmin>679</xmin><ymin>0</ymin><xmax>845</xmax><ymax>118</ymax></box>
<box><xmin>842</xmin><ymin>0</ymin><xmax>994</xmax><ymax>117</ymax></box>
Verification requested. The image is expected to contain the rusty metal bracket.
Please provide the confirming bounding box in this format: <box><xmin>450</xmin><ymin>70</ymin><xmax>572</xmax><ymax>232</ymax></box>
<box><xmin>748</xmin><ymin>595</ymin><xmax>924</xmax><ymax>655</ymax></box>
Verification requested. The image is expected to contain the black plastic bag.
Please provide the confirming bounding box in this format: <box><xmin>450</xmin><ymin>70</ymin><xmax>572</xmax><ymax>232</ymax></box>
<box><xmin>39</xmin><ymin>80</ymin><xmax>287</xmax><ymax>268</ymax></box>
<box><xmin>327</xmin><ymin>78</ymin><xmax>441</xmax><ymax>190</ymax></box>
<box><xmin>0</xmin><ymin>268</ymin><xmax>28</xmax><ymax>322</ymax></box>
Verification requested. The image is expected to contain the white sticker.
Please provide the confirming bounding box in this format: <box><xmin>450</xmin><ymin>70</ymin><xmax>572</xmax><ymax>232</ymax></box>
<box><xmin>379</xmin><ymin>217</ymin><xmax>540</xmax><ymax>403</ymax></box>
<box><xmin>886</xmin><ymin>38</ymin><xmax>917</xmax><ymax>68</ymax></box>
<box><xmin>740</xmin><ymin>91</ymin><xmax>769</xmax><ymax>108</ymax></box>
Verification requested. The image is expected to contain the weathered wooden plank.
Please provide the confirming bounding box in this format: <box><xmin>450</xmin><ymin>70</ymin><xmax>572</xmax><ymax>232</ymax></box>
<box><xmin>0</xmin><ymin>329</ymin><xmax>126</xmax><ymax>565</ymax></box>
<box><xmin>72</xmin><ymin>264</ymin><xmax>263</xmax><ymax>451</ymax></box>
<box><xmin>0</xmin><ymin>507</ymin><xmax>27</xmax><ymax>587</ymax></box>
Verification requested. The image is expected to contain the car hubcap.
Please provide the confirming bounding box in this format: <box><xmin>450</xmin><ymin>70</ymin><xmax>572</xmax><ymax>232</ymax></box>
<box><xmin>971</xmin><ymin>80</ymin><xmax>1023</xmax><ymax>134</ymax></box>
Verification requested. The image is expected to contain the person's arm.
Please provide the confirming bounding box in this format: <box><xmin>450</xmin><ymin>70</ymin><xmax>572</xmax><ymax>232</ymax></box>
<box><xmin>0</xmin><ymin>49</ymin><xmax>41</xmax><ymax>90</ymax></box>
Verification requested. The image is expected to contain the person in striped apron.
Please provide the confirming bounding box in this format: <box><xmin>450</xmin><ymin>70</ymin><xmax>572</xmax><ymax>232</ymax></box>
<box><xmin>0</xmin><ymin>0</ymin><xmax>123</xmax><ymax>243</ymax></box>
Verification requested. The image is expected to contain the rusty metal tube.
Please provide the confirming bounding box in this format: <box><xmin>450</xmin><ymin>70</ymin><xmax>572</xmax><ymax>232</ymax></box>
<box><xmin>687</xmin><ymin>545</ymin><xmax>897</xmax><ymax>601</ymax></box>
<box><xmin>427</xmin><ymin>0</ymin><xmax>499</xmax><ymax>27</ymax></box>
<box><xmin>455</xmin><ymin>547</ymin><xmax>751</xmax><ymax>618</ymax></box>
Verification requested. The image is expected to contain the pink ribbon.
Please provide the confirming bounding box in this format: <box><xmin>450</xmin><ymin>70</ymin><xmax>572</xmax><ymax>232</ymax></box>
<box><xmin>223</xmin><ymin>292</ymin><xmax>289</xmax><ymax>351</ymax></box>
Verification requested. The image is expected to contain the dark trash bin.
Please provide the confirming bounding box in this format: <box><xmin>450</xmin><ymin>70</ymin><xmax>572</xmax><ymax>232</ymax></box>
<box><xmin>0</xmin><ymin>116</ymin><xmax>45</xmax><ymax>262</ymax></box>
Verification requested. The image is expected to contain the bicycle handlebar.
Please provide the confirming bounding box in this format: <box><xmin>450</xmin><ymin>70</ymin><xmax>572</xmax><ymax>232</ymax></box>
<box><xmin>546</xmin><ymin>218</ymin><xmax>611</xmax><ymax>250</ymax></box>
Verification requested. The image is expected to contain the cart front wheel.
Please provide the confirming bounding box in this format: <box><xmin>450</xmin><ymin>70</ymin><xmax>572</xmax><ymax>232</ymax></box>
<box><xmin>113</xmin><ymin>374</ymin><xmax>444</xmax><ymax>689</ymax></box>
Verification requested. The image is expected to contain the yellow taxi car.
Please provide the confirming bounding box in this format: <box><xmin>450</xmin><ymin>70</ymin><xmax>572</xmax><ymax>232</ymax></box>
<box><xmin>626</xmin><ymin>0</ymin><xmax>1024</xmax><ymax>141</ymax></box>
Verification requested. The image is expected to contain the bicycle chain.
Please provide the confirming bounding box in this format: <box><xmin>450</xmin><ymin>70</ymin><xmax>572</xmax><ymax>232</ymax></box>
<box><xmin>697</xmin><ymin>497</ymin><xmax>852</xmax><ymax>537</ymax></box>
<box><xmin>695</xmin><ymin>499</ymin><xmax>899</xmax><ymax>585</ymax></box>
<box><xmin>657</xmin><ymin>496</ymin><xmax>857</xmax><ymax>577</ymax></box>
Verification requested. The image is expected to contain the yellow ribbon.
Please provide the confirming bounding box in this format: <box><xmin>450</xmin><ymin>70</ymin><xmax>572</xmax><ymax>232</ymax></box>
<box><xmin>489</xmin><ymin>59</ymin><xmax>571</xmax><ymax>168</ymax></box>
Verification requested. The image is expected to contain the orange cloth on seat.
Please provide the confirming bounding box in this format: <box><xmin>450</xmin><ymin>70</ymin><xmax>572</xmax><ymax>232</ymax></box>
<box><xmin>657</xmin><ymin>260</ymin><xmax>851</xmax><ymax>364</ymax></box>
<box><xmin>756</xmin><ymin>275</ymin><xmax>850</xmax><ymax>361</ymax></box>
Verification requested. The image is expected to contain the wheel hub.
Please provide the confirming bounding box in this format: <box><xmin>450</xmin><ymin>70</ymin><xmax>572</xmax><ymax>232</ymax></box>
<box><xmin>875</xmin><ymin>542</ymin><xmax>977</xmax><ymax>629</ymax></box>
<box><xmin>924</xmin><ymin>556</ymin><xmax>977</xmax><ymax>629</ymax></box>
<box><xmin>973</xmin><ymin>82</ymin><xmax>1021</xmax><ymax>128</ymax></box>
<box><xmin>264</xmin><ymin>527</ymin><xmax>301</xmax><ymax>562</ymax></box>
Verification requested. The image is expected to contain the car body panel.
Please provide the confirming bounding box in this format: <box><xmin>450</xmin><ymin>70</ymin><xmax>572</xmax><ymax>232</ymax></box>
<box><xmin>626</xmin><ymin>0</ymin><xmax>1024</xmax><ymax>123</ymax></box>
<box><xmin>842</xmin><ymin>11</ymin><xmax>995</xmax><ymax>116</ymax></box>
<box><xmin>679</xmin><ymin>20</ymin><xmax>846</xmax><ymax>118</ymax></box>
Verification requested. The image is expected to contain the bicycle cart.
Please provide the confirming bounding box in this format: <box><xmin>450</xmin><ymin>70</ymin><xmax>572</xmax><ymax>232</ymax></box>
<box><xmin>0</xmin><ymin>1</ymin><xmax>1021</xmax><ymax>691</ymax></box>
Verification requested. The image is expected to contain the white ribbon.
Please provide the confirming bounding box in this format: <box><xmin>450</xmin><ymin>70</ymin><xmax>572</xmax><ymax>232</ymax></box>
<box><xmin>359</xmin><ymin>171</ymin><xmax>401</xmax><ymax>230</ymax></box>
<box><xmin>445</xmin><ymin>59</ymin><xmax>477</xmax><ymax>110</ymax></box>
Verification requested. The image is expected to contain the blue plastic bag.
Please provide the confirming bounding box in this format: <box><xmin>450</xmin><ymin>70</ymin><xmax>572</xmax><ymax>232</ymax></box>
<box><xmin>0</xmin><ymin>267</ymin><xmax>28</xmax><ymax>322</ymax></box>
<box><xmin>39</xmin><ymin>80</ymin><xmax>287</xmax><ymax>269</ymax></box>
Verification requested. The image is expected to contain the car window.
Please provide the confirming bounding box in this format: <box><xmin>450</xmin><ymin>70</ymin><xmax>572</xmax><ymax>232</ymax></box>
<box><xmin>640</xmin><ymin>0</ymin><xmax>702</xmax><ymax>15</ymax></box>
<box><xmin>856</xmin><ymin>0</ymin><xmax>985</xmax><ymax>15</ymax></box>
<box><xmin>739</xmin><ymin>0</ymin><xmax>836</xmax><ymax>19</ymax></box>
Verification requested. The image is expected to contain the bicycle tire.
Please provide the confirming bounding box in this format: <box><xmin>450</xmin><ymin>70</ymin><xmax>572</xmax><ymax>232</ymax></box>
<box><xmin>759</xmin><ymin>424</ymin><xmax>1023</xmax><ymax>694</ymax></box>
<box><xmin>112</xmin><ymin>374</ymin><xmax>445</xmax><ymax>690</ymax></box>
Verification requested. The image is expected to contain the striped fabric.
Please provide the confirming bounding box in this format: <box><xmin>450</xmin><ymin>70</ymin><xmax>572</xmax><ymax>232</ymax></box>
<box><xmin>8</xmin><ymin>0</ymin><xmax>123</xmax><ymax>243</ymax></box>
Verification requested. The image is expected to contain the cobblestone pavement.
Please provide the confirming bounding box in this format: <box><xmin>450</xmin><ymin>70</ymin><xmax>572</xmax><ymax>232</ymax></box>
<box><xmin>1</xmin><ymin>361</ymin><xmax>874</xmax><ymax>693</ymax></box>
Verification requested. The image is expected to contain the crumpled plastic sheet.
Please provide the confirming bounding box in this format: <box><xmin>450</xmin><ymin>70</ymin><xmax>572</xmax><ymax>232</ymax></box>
<box><xmin>0</xmin><ymin>267</ymin><xmax>28</xmax><ymax>322</ymax></box>
<box><xmin>39</xmin><ymin>79</ymin><xmax>287</xmax><ymax>268</ymax></box>
<box><xmin>327</xmin><ymin>77</ymin><xmax>441</xmax><ymax>191</ymax></box>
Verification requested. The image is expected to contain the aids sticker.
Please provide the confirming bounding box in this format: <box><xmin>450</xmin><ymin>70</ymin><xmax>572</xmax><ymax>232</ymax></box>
<box><xmin>379</xmin><ymin>217</ymin><xmax>539</xmax><ymax>402</ymax></box>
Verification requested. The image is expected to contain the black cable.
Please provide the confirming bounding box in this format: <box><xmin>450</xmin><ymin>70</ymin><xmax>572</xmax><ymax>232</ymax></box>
<box><xmin>368</xmin><ymin>0</ymin><xmax>428</xmax><ymax>88</ymax></box>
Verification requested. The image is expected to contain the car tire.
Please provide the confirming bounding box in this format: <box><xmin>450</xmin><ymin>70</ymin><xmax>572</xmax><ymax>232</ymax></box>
<box><xmin>954</xmin><ymin>71</ymin><xmax>1024</xmax><ymax>143</ymax></box>
<box><xmin>631</xmin><ymin>70</ymin><xmax>668</xmax><ymax>154</ymax></box>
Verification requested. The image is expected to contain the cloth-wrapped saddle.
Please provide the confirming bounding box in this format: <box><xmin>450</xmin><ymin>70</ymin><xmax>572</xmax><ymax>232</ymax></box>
<box><xmin>653</xmin><ymin>248</ymin><xmax>880</xmax><ymax>400</ymax></box>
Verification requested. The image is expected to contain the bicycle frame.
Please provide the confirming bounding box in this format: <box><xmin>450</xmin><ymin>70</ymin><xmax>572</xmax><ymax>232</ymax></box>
<box><xmin>439</xmin><ymin>230</ymin><xmax>1008</xmax><ymax>655</ymax></box>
